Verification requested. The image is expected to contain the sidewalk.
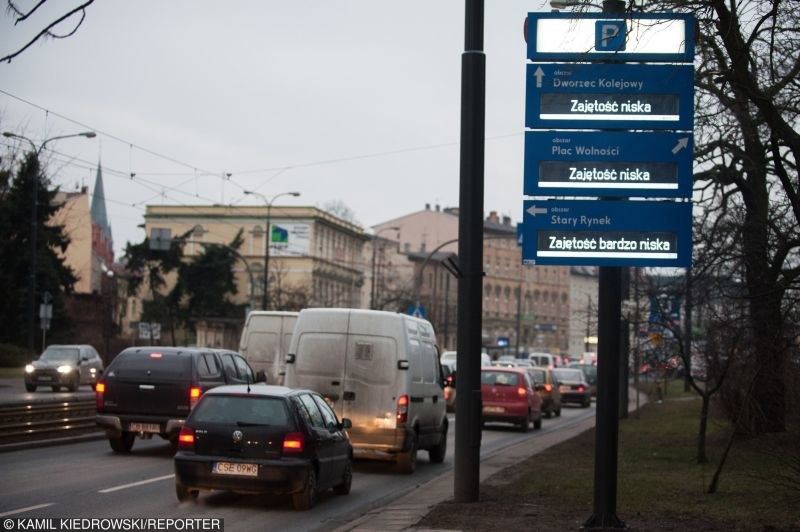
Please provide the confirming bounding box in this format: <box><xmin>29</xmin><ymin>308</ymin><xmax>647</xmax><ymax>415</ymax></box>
<box><xmin>333</xmin><ymin>387</ymin><xmax>647</xmax><ymax>532</ymax></box>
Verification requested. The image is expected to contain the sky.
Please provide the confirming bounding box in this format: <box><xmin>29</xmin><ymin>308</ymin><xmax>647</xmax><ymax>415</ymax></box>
<box><xmin>1</xmin><ymin>0</ymin><xmax>556</xmax><ymax>257</ymax></box>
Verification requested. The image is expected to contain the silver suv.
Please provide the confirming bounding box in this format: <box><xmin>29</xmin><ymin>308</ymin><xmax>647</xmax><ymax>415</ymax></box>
<box><xmin>25</xmin><ymin>344</ymin><xmax>104</xmax><ymax>392</ymax></box>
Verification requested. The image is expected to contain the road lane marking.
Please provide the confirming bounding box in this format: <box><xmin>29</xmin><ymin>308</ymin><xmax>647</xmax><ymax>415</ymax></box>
<box><xmin>0</xmin><ymin>503</ymin><xmax>55</xmax><ymax>517</ymax></box>
<box><xmin>98</xmin><ymin>474</ymin><xmax>174</xmax><ymax>494</ymax></box>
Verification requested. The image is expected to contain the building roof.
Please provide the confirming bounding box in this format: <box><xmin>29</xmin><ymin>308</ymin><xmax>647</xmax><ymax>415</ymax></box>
<box><xmin>90</xmin><ymin>162</ymin><xmax>113</xmax><ymax>244</ymax></box>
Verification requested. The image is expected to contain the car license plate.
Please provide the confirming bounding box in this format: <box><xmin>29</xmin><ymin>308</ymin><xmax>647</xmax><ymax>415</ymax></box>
<box><xmin>213</xmin><ymin>462</ymin><xmax>259</xmax><ymax>477</ymax></box>
<box><xmin>129</xmin><ymin>422</ymin><xmax>160</xmax><ymax>433</ymax></box>
<box><xmin>483</xmin><ymin>406</ymin><xmax>504</xmax><ymax>414</ymax></box>
<box><xmin>38</xmin><ymin>376</ymin><xmax>52</xmax><ymax>381</ymax></box>
<box><xmin>559</xmin><ymin>386</ymin><xmax>570</xmax><ymax>393</ymax></box>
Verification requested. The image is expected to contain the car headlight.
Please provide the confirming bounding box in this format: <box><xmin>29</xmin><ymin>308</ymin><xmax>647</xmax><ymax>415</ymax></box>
<box><xmin>25</xmin><ymin>364</ymin><xmax>34</xmax><ymax>373</ymax></box>
<box><xmin>57</xmin><ymin>365</ymin><xmax>75</xmax><ymax>374</ymax></box>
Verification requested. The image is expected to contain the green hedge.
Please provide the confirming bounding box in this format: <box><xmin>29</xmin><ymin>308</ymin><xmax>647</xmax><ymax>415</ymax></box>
<box><xmin>0</xmin><ymin>343</ymin><xmax>31</xmax><ymax>368</ymax></box>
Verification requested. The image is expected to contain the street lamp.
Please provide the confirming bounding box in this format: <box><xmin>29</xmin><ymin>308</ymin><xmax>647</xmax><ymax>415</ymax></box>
<box><xmin>2</xmin><ymin>131</ymin><xmax>97</xmax><ymax>356</ymax></box>
<box><xmin>244</xmin><ymin>190</ymin><xmax>300</xmax><ymax>310</ymax></box>
<box><xmin>370</xmin><ymin>226</ymin><xmax>399</xmax><ymax>310</ymax></box>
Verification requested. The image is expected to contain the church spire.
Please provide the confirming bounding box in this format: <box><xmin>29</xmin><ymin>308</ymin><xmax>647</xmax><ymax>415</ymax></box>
<box><xmin>90</xmin><ymin>160</ymin><xmax>113</xmax><ymax>252</ymax></box>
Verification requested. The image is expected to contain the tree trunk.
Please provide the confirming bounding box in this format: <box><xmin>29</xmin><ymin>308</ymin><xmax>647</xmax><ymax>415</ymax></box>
<box><xmin>697</xmin><ymin>394</ymin><xmax>710</xmax><ymax>464</ymax></box>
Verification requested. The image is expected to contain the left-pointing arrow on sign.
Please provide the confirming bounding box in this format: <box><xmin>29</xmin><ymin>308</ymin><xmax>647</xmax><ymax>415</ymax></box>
<box><xmin>527</xmin><ymin>205</ymin><xmax>548</xmax><ymax>217</ymax></box>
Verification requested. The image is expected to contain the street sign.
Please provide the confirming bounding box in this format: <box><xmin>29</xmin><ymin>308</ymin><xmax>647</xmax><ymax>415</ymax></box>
<box><xmin>526</xmin><ymin>12</ymin><xmax>695</xmax><ymax>62</ymax></box>
<box><xmin>524</xmin><ymin>131</ymin><xmax>693</xmax><ymax>198</ymax></box>
<box><xmin>408</xmin><ymin>306</ymin><xmax>426</xmax><ymax>318</ymax></box>
<box><xmin>526</xmin><ymin>63</ymin><xmax>694</xmax><ymax>130</ymax></box>
<box><xmin>521</xmin><ymin>199</ymin><xmax>692</xmax><ymax>267</ymax></box>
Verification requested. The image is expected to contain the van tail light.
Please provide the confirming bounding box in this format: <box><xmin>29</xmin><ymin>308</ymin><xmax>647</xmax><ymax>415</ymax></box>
<box><xmin>178</xmin><ymin>426</ymin><xmax>195</xmax><ymax>450</ymax></box>
<box><xmin>283</xmin><ymin>432</ymin><xmax>304</xmax><ymax>454</ymax></box>
<box><xmin>518</xmin><ymin>387</ymin><xmax>527</xmax><ymax>397</ymax></box>
<box><xmin>396</xmin><ymin>395</ymin><xmax>409</xmax><ymax>424</ymax></box>
<box><xmin>544</xmin><ymin>384</ymin><xmax>552</xmax><ymax>393</ymax></box>
<box><xmin>95</xmin><ymin>381</ymin><xmax>105</xmax><ymax>410</ymax></box>
<box><xmin>189</xmin><ymin>386</ymin><xmax>202</xmax><ymax>409</ymax></box>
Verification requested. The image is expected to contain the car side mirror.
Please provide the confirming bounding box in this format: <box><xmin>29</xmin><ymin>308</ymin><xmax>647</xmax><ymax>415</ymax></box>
<box><xmin>255</xmin><ymin>370</ymin><xmax>267</xmax><ymax>383</ymax></box>
<box><xmin>340</xmin><ymin>418</ymin><xmax>352</xmax><ymax>430</ymax></box>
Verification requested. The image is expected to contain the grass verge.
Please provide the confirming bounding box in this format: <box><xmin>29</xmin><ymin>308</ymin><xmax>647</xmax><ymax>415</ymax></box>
<box><xmin>418</xmin><ymin>390</ymin><xmax>800</xmax><ymax>531</ymax></box>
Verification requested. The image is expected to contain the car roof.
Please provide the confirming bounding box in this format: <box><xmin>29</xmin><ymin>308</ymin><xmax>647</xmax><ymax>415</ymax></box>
<box><xmin>202</xmin><ymin>384</ymin><xmax>312</xmax><ymax>398</ymax></box>
<box><xmin>482</xmin><ymin>367</ymin><xmax>527</xmax><ymax>374</ymax></box>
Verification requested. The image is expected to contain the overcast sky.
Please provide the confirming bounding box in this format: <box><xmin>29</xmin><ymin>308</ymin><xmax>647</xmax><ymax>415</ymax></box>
<box><xmin>1</xmin><ymin>1</ymin><xmax>556</xmax><ymax>257</ymax></box>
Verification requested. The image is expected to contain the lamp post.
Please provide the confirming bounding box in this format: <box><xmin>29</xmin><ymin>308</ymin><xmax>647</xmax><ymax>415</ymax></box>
<box><xmin>370</xmin><ymin>226</ymin><xmax>399</xmax><ymax>310</ymax></box>
<box><xmin>2</xmin><ymin>131</ymin><xmax>97</xmax><ymax>356</ymax></box>
<box><xmin>244</xmin><ymin>190</ymin><xmax>300</xmax><ymax>310</ymax></box>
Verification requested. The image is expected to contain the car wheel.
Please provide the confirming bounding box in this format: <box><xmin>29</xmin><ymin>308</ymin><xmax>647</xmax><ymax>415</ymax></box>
<box><xmin>555</xmin><ymin>406</ymin><xmax>561</xmax><ymax>417</ymax></box>
<box><xmin>583</xmin><ymin>398</ymin><xmax>591</xmax><ymax>408</ymax></box>
<box><xmin>175</xmin><ymin>483</ymin><xmax>198</xmax><ymax>502</ymax></box>
<box><xmin>25</xmin><ymin>383</ymin><xmax>36</xmax><ymax>392</ymax></box>
<box><xmin>67</xmin><ymin>375</ymin><xmax>79</xmax><ymax>392</ymax></box>
<box><xmin>533</xmin><ymin>416</ymin><xmax>542</xmax><ymax>430</ymax></box>
<box><xmin>519</xmin><ymin>411</ymin><xmax>530</xmax><ymax>433</ymax></box>
<box><xmin>396</xmin><ymin>432</ymin><xmax>418</xmax><ymax>474</ymax></box>
<box><xmin>109</xmin><ymin>431</ymin><xmax>135</xmax><ymax>453</ymax></box>
<box><xmin>333</xmin><ymin>458</ymin><xmax>352</xmax><ymax>496</ymax></box>
<box><xmin>292</xmin><ymin>467</ymin><xmax>317</xmax><ymax>510</ymax></box>
<box><xmin>51</xmin><ymin>386</ymin><xmax>61</xmax><ymax>392</ymax></box>
<box><xmin>428</xmin><ymin>423</ymin><xmax>448</xmax><ymax>464</ymax></box>
<box><xmin>544</xmin><ymin>408</ymin><xmax>552</xmax><ymax>419</ymax></box>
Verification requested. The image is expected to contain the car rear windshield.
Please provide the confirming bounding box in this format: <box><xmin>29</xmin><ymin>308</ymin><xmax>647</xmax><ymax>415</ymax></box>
<box><xmin>40</xmin><ymin>347</ymin><xmax>80</xmax><ymax>363</ymax></box>
<box><xmin>481</xmin><ymin>371</ymin><xmax>520</xmax><ymax>386</ymax></box>
<box><xmin>554</xmin><ymin>369</ymin><xmax>583</xmax><ymax>382</ymax></box>
<box><xmin>110</xmin><ymin>351</ymin><xmax>192</xmax><ymax>380</ymax></box>
<box><xmin>529</xmin><ymin>369</ymin><xmax>545</xmax><ymax>384</ymax></box>
<box><xmin>191</xmin><ymin>395</ymin><xmax>292</xmax><ymax>428</ymax></box>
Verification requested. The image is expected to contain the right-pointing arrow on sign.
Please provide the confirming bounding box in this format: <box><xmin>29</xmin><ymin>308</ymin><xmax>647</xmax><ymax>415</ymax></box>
<box><xmin>671</xmin><ymin>137</ymin><xmax>689</xmax><ymax>154</ymax></box>
<box><xmin>527</xmin><ymin>205</ymin><xmax>548</xmax><ymax>217</ymax></box>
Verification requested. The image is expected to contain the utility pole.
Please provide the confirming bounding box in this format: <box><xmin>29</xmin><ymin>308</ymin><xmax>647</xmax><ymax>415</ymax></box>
<box><xmin>454</xmin><ymin>0</ymin><xmax>485</xmax><ymax>504</ymax></box>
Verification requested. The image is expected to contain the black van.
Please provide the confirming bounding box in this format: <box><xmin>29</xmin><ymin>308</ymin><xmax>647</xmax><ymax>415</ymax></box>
<box><xmin>96</xmin><ymin>347</ymin><xmax>263</xmax><ymax>453</ymax></box>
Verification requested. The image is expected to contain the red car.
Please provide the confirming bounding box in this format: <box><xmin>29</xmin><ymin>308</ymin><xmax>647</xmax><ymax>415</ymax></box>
<box><xmin>480</xmin><ymin>368</ymin><xmax>543</xmax><ymax>431</ymax></box>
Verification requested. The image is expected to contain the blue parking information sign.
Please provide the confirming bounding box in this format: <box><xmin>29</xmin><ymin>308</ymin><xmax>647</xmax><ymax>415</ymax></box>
<box><xmin>596</xmin><ymin>20</ymin><xmax>626</xmax><ymax>51</ymax></box>
<box><xmin>521</xmin><ymin>200</ymin><xmax>692</xmax><ymax>267</ymax></box>
<box><xmin>525</xmin><ymin>63</ymin><xmax>694</xmax><ymax>130</ymax></box>
<box><xmin>524</xmin><ymin>131</ymin><xmax>693</xmax><ymax>198</ymax></box>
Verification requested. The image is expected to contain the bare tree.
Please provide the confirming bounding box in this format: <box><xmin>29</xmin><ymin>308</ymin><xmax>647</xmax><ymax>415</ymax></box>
<box><xmin>641</xmin><ymin>0</ymin><xmax>800</xmax><ymax>433</ymax></box>
<box><xmin>2</xmin><ymin>1</ymin><xmax>96</xmax><ymax>63</ymax></box>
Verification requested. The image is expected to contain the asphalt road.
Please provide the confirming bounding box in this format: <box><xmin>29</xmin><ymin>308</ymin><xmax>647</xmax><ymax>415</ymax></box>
<box><xmin>0</xmin><ymin>404</ymin><xmax>595</xmax><ymax>531</ymax></box>
<box><xmin>0</xmin><ymin>377</ymin><xmax>95</xmax><ymax>404</ymax></box>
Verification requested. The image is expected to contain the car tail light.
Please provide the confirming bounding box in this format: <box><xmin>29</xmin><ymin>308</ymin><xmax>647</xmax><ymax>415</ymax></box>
<box><xmin>178</xmin><ymin>426</ymin><xmax>195</xmax><ymax>449</ymax></box>
<box><xmin>95</xmin><ymin>381</ymin><xmax>105</xmax><ymax>410</ymax></box>
<box><xmin>518</xmin><ymin>387</ymin><xmax>527</xmax><ymax>397</ymax></box>
<box><xmin>544</xmin><ymin>384</ymin><xmax>552</xmax><ymax>393</ymax></box>
<box><xmin>396</xmin><ymin>395</ymin><xmax>409</xmax><ymax>424</ymax></box>
<box><xmin>283</xmin><ymin>432</ymin><xmax>304</xmax><ymax>454</ymax></box>
<box><xmin>189</xmin><ymin>386</ymin><xmax>202</xmax><ymax>409</ymax></box>
<box><xmin>446</xmin><ymin>375</ymin><xmax>453</xmax><ymax>385</ymax></box>
<box><xmin>578</xmin><ymin>385</ymin><xmax>586</xmax><ymax>392</ymax></box>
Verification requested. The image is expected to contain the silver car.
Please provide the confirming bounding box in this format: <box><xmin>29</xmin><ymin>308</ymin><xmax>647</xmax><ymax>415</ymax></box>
<box><xmin>24</xmin><ymin>344</ymin><xmax>104</xmax><ymax>392</ymax></box>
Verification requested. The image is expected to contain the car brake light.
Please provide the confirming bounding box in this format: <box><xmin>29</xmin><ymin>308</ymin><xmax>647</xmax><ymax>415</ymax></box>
<box><xmin>578</xmin><ymin>385</ymin><xmax>586</xmax><ymax>392</ymax></box>
<box><xmin>190</xmin><ymin>387</ymin><xmax>202</xmax><ymax>409</ymax></box>
<box><xmin>397</xmin><ymin>395</ymin><xmax>409</xmax><ymax>423</ymax></box>
<box><xmin>518</xmin><ymin>387</ymin><xmax>527</xmax><ymax>397</ymax></box>
<box><xmin>283</xmin><ymin>432</ymin><xmax>304</xmax><ymax>453</ymax></box>
<box><xmin>178</xmin><ymin>426</ymin><xmax>195</xmax><ymax>449</ymax></box>
<box><xmin>95</xmin><ymin>381</ymin><xmax>105</xmax><ymax>410</ymax></box>
<box><xmin>149</xmin><ymin>353</ymin><xmax>162</xmax><ymax>358</ymax></box>
<box><xmin>544</xmin><ymin>384</ymin><xmax>552</xmax><ymax>393</ymax></box>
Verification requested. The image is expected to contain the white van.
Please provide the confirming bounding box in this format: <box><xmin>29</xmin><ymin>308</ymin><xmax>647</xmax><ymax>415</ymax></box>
<box><xmin>238</xmin><ymin>311</ymin><xmax>298</xmax><ymax>385</ymax></box>
<box><xmin>440</xmin><ymin>350</ymin><xmax>491</xmax><ymax>370</ymax></box>
<box><xmin>283</xmin><ymin>308</ymin><xmax>448</xmax><ymax>473</ymax></box>
<box><xmin>527</xmin><ymin>352</ymin><xmax>562</xmax><ymax>369</ymax></box>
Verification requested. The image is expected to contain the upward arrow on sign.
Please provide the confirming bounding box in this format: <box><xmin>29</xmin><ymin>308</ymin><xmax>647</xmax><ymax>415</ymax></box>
<box><xmin>671</xmin><ymin>137</ymin><xmax>689</xmax><ymax>154</ymax></box>
<box><xmin>533</xmin><ymin>66</ymin><xmax>545</xmax><ymax>88</ymax></box>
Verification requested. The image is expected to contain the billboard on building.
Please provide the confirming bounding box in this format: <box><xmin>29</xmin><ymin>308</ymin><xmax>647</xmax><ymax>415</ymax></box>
<box><xmin>269</xmin><ymin>222</ymin><xmax>310</xmax><ymax>256</ymax></box>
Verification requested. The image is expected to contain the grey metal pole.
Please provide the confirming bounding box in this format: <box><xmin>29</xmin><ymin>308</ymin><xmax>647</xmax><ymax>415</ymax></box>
<box><xmin>263</xmin><ymin>202</ymin><xmax>272</xmax><ymax>311</ymax></box>
<box><xmin>454</xmin><ymin>0</ymin><xmax>485</xmax><ymax>504</ymax></box>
